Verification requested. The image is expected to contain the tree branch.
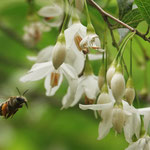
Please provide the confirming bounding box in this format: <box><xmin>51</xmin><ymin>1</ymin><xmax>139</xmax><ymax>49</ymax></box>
<box><xmin>88</xmin><ymin>0</ymin><xmax>150</xmax><ymax>43</ymax></box>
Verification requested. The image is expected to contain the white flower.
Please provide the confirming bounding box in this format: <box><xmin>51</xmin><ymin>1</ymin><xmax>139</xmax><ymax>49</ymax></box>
<box><xmin>123</xmin><ymin>104</ymin><xmax>141</xmax><ymax>143</ymax></box>
<box><xmin>20</xmin><ymin>61</ymin><xmax>77</xmax><ymax>96</ymax></box>
<box><xmin>111</xmin><ymin>72</ymin><xmax>125</xmax><ymax>104</ymax></box>
<box><xmin>126</xmin><ymin>136</ymin><xmax>150</xmax><ymax>150</ymax></box>
<box><xmin>124</xmin><ymin>106</ymin><xmax>150</xmax><ymax>144</ymax></box>
<box><xmin>65</xmin><ymin>22</ymin><xmax>103</xmax><ymax>75</ymax></box>
<box><xmin>27</xmin><ymin>46</ymin><xmax>53</xmax><ymax>63</ymax></box>
<box><xmin>38</xmin><ymin>4</ymin><xmax>64</xmax><ymax>27</ymax></box>
<box><xmin>79</xmin><ymin>93</ymin><xmax>131</xmax><ymax>140</ymax></box>
<box><xmin>23</xmin><ymin>21</ymin><xmax>50</xmax><ymax>46</ymax></box>
<box><xmin>71</xmin><ymin>74</ymin><xmax>99</xmax><ymax>107</ymax></box>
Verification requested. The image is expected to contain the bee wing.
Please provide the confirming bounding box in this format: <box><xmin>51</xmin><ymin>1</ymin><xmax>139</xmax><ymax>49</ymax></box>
<box><xmin>0</xmin><ymin>99</ymin><xmax>5</xmax><ymax>105</ymax></box>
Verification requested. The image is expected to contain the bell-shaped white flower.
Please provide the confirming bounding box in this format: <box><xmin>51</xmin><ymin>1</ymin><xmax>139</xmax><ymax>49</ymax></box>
<box><xmin>124</xmin><ymin>105</ymin><xmax>150</xmax><ymax>144</ymax></box>
<box><xmin>123</xmin><ymin>103</ymin><xmax>141</xmax><ymax>143</ymax></box>
<box><xmin>79</xmin><ymin>88</ymin><xmax>131</xmax><ymax>140</ymax></box>
<box><xmin>65</xmin><ymin>20</ymin><xmax>103</xmax><ymax>75</ymax></box>
<box><xmin>71</xmin><ymin>74</ymin><xmax>99</xmax><ymax>107</ymax></box>
<box><xmin>20</xmin><ymin>61</ymin><xmax>77</xmax><ymax>96</ymax></box>
<box><xmin>38</xmin><ymin>3</ymin><xmax>64</xmax><ymax>27</ymax></box>
<box><xmin>126</xmin><ymin>136</ymin><xmax>150</xmax><ymax>150</ymax></box>
<box><xmin>23</xmin><ymin>21</ymin><xmax>50</xmax><ymax>46</ymax></box>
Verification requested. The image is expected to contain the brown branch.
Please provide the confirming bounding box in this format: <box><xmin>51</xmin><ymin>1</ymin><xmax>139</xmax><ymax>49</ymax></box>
<box><xmin>0</xmin><ymin>21</ymin><xmax>39</xmax><ymax>51</ymax></box>
<box><xmin>88</xmin><ymin>0</ymin><xmax>150</xmax><ymax>43</ymax></box>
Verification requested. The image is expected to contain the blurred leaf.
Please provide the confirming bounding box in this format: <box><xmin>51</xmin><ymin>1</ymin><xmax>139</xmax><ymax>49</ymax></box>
<box><xmin>135</xmin><ymin>0</ymin><xmax>150</xmax><ymax>25</ymax></box>
<box><xmin>114</xmin><ymin>8</ymin><xmax>144</xmax><ymax>28</ymax></box>
<box><xmin>121</xmin><ymin>8</ymin><xmax>143</xmax><ymax>27</ymax></box>
<box><xmin>117</xmin><ymin>0</ymin><xmax>133</xmax><ymax>19</ymax></box>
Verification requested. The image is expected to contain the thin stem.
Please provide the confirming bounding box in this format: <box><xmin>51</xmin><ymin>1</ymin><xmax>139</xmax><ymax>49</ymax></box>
<box><xmin>130</xmin><ymin>39</ymin><xmax>132</xmax><ymax>77</ymax></box>
<box><xmin>88</xmin><ymin>0</ymin><xmax>150</xmax><ymax>43</ymax></box>
<box><xmin>103</xmin><ymin>17</ymin><xmax>129</xmax><ymax>76</ymax></box>
<box><xmin>84</xmin><ymin>0</ymin><xmax>91</xmax><ymax>24</ymax></box>
<box><xmin>135</xmin><ymin>37</ymin><xmax>150</xmax><ymax>61</ymax></box>
<box><xmin>105</xmin><ymin>41</ymin><xmax>108</xmax><ymax>81</ymax></box>
<box><xmin>119</xmin><ymin>31</ymin><xmax>136</xmax><ymax>63</ymax></box>
<box><xmin>61</xmin><ymin>0</ymin><xmax>69</xmax><ymax>33</ymax></box>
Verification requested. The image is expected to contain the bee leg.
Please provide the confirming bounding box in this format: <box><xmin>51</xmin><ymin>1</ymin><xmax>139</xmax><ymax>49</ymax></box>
<box><xmin>11</xmin><ymin>109</ymin><xmax>18</xmax><ymax>118</ymax></box>
<box><xmin>6</xmin><ymin>112</ymin><xmax>12</xmax><ymax>119</ymax></box>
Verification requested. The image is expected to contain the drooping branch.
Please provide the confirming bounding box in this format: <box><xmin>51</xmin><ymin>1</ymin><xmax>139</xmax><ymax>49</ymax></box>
<box><xmin>87</xmin><ymin>0</ymin><xmax>150</xmax><ymax>43</ymax></box>
<box><xmin>0</xmin><ymin>21</ymin><xmax>39</xmax><ymax>51</ymax></box>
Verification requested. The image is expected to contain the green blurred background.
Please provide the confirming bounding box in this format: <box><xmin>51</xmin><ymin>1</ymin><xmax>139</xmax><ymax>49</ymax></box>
<box><xmin>0</xmin><ymin>0</ymin><xmax>150</xmax><ymax>150</ymax></box>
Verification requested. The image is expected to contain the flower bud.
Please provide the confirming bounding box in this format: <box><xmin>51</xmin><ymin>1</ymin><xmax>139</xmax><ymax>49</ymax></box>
<box><xmin>98</xmin><ymin>64</ymin><xmax>105</xmax><ymax>90</ymax></box>
<box><xmin>125</xmin><ymin>77</ymin><xmax>135</xmax><ymax>105</ymax></box>
<box><xmin>52</xmin><ymin>42</ymin><xmax>66</xmax><ymax>69</ymax></box>
<box><xmin>106</xmin><ymin>61</ymin><xmax>117</xmax><ymax>88</ymax></box>
<box><xmin>97</xmin><ymin>93</ymin><xmax>111</xmax><ymax>104</ymax></box>
<box><xmin>97</xmin><ymin>84</ymin><xmax>111</xmax><ymax>115</ymax></box>
<box><xmin>112</xmin><ymin>107</ymin><xmax>125</xmax><ymax>134</ymax></box>
<box><xmin>52</xmin><ymin>33</ymin><xmax>66</xmax><ymax>69</ymax></box>
<box><xmin>111</xmin><ymin>65</ymin><xmax>125</xmax><ymax>104</ymax></box>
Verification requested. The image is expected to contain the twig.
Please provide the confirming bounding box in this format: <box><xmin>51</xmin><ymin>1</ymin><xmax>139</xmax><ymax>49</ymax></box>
<box><xmin>87</xmin><ymin>0</ymin><xmax>150</xmax><ymax>43</ymax></box>
<box><xmin>0</xmin><ymin>21</ymin><xmax>39</xmax><ymax>51</ymax></box>
<box><xmin>145</xmin><ymin>26</ymin><xmax>149</xmax><ymax>36</ymax></box>
<box><xmin>102</xmin><ymin>15</ymin><xmax>129</xmax><ymax>76</ymax></box>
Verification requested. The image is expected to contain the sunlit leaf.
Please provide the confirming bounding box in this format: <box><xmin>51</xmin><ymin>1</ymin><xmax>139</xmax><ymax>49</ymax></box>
<box><xmin>135</xmin><ymin>0</ymin><xmax>150</xmax><ymax>25</ymax></box>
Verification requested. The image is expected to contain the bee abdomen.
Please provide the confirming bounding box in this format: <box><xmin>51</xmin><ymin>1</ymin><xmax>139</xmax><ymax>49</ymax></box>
<box><xmin>1</xmin><ymin>103</ymin><xmax>9</xmax><ymax>117</ymax></box>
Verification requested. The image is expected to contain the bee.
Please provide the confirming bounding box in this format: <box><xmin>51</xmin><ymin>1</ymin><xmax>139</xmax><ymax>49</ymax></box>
<box><xmin>0</xmin><ymin>88</ymin><xmax>28</xmax><ymax>119</ymax></box>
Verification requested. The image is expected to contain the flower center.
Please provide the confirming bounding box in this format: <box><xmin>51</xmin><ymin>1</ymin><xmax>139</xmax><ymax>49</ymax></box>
<box><xmin>44</xmin><ymin>17</ymin><xmax>54</xmax><ymax>21</ymax></box>
<box><xmin>50</xmin><ymin>72</ymin><xmax>60</xmax><ymax>87</ymax></box>
<box><xmin>85</xmin><ymin>95</ymin><xmax>95</xmax><ymax>104</ymax></box>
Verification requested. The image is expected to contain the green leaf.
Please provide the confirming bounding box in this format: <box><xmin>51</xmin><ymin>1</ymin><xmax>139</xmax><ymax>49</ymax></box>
<box><xmin>135</xmin><ymin>0</ymin><xmax>150</xmax><ymax>25</ymax></box>
<box><xmin>117</xmin><ymin>0</ymin><xmax>133</xmax><ymax>19</ymax></box>
<box><xmin>114</xmin><ymin>9</ymin><xmax>144</xmax><ymax>29</ymax></box>
<box><xmin>121</xmin><ymin>8</ymin><xmax>144</xmax><ymax>28</ymax></box>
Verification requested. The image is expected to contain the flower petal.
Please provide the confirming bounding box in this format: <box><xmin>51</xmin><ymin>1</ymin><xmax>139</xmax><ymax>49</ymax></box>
<box><xmin>61</xmin><ymin>80</ymin><xmax>77</xmax><ymax>109</ymax></box>
<box><xmin>44</xmin><ymin>70</ymin><xmax>63</xmax><ymax>96</ymax></box>
<box><xmin>83</xmin><ymin>75</ymin><xmax>99</xmax><ymax>100</ymax></box>
<box><xmin>124</xmin><ymin>113</ymin><xmax>141</xmax><ymax>143</ymax></box>
<box><xmin>71</xmin><ymin>82</ymin><xmax>84</xmax><ymax>107</ymax></box>
<box><xmin>88</xmin><ymin>54</ymin><xmax>103</xmax><ymax>60</ymax></box>
<box><xmin>79</xmin><ymin>102</ymin><xmax>114</xmax><ymax>111</ymax></box>
<box><xmin>38</xmin><ymin>5</ymin><xmax>63</xmax><ymax>17</ymax></box>
<box><xmin>20</xmin><ymin>62</ymin><xmax>52</xmax><ymax>82</ymax></box>
<box><xmin>61</xmin><ymin>63</ymin><xmax>77</xmax><ymax>80</ymax></box>
<box><xmin>98</xmin><ymin>109</ymin><xmax>113</xmax><ymax>140</ymax></box>
<box><xmin>36</xmin><ymin>46</ymin><xmax>54</xmax><ymax>62</ymax></box>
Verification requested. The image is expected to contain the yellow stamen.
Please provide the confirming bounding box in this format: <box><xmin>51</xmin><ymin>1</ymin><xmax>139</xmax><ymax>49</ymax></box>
<box><xmin>74</xmin><ymin>34</ymin><xmax>82</xmax><ymax>51</ymax></box>
<box><xmin>85</xmin><ymin>95</ymin><xmax>95</xmax><ymax>104</ymax></box>
<box><xmin>50</xmin><ymin>72</ymin><xmax>60</xmax><ymax>87</ymax></box>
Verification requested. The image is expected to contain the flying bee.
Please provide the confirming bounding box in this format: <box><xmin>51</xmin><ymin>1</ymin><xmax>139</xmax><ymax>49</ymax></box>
<box><xmin>0</xmin><ymin>88</ymin><xmax>28</xmax><ymax>119</ymax></box>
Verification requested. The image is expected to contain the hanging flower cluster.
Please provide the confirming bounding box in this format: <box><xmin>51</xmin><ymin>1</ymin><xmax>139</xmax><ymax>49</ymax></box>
<box><xmin>20</xmin><ymin>0</ymin><xmax>150</xmax><ymax>149</ymax></box>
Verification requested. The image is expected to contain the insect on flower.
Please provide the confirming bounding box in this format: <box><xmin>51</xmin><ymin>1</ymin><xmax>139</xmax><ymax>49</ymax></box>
<box><xmin>0</xmin><ymin>88</ymin><xmax>28</xmax><ymax>119</ymax></box>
